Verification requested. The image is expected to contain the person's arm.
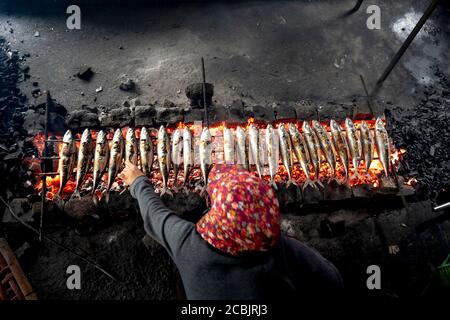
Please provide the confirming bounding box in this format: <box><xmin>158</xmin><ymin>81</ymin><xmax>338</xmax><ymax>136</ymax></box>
<box><xmin>127</xmin><ymin>171</ymin><xmax>194</xmax><ymax>259</ymax></box>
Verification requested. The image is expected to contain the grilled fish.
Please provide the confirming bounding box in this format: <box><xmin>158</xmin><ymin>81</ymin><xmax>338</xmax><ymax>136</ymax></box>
<box><xmin>288</xmin><ymin>123</ymin><xmax>315</xmax><ymax>190</ymax></box>
<box><xmin>106</xmin><ymin>128</ymin><xmax>124</xmax><ymax>204</ymax></box>
<box><xmin>223</xmin><ymin>126</ymin><xmax>234</xmax><ymax>165</ymax></box>
<box><xmin>171</xmin><ymin>128</ymin><xmax>183</xmax><ymax>190</ymax></box>
<box><xmin>312</xmin><ymin>120</ymin><xmax>336</xmax><ymax>177</ymax></box>
<box><xmin>278</xmin><ymin>124</ymin><xmax>295</xmax><ymax>187</ymax></box>
<box><xmin>92</xmin><ymin>130</ymin><xmax>109</xmax><ymax>205</ymax></box>
<box><xmin>125</xmin><ymin>128</ymin><xmax>138</xmax><ymax>165</ymax></box>
<box><xmin>199</xmin><ymin>127</ymin><xmax>212</xmax><ymax>195</ymax></box>
<box><xmin>360</xmin><ymin>121</ymin><xmax>374</xmax><ymax>177</ymax></box>
<box><xmin>302</xmin><ymin>121</ymin><xmax>324</xmax><ymax>188</ymax></box>
<box><xmin>157</xmin><ymin>125</ymin><xmax>172</xmax><ymax>197</ymax></box>
<box><xmin>345</xmin><ymin>118</ymin><xmax>362</xmax><ymax>179</ymax></box>
<box><xmin>73</xmin><ymin>129</ymin><xmax>93</xmax><ymax>198</ymax></box>
<box><xmin>374</xmin><ymin>118</ymin><xmax>390</xmax><ymax>177</ymax></box>
<box><xmin>139</xmin><ymin>126</ymin><xmax>154</xmax><ymax>176</ymax></box>
<box><xmin>265</xmin><ymin>124</ymin><xmax>278</xmax><ymax>190</ymax></box>
<box><xmin>248</xmin><ymin>124</ymin><xmax>263</xmax><ymax>178</ymax></box>
<box><xmin>183</xmin><ymin>127</ymin><xmax>193</xmax><ymax>192</ymax></box>
<box><xmin>330</xmin><ymin>120</ymin><xmax>350</xmax><ymax>180</ymax></box>
<box><xmin>235</xmin><ymin>125</ymin><xmax>248</xmax><ymax>170</ymax></box>
<box><xmin>57</xmin><ymin>130</ymin><xmax>76</xmax><ymax>198</ymax></box>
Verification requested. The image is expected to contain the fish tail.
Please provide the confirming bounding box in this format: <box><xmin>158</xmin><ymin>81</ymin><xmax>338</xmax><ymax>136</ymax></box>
<box><xmin>160</xmin><ymin>187</ymin><xmax>173</xmax><ymax>198</ymax></box>
<box><xmin>302</xmin><ymin>179</ymin><xmax>316</xmax><ymax>191</ymax></box>
<box><xmin>105</xmin><ymin>191</ymin><xmax>111</xmax><ymax>205</ymax></box>
<box><xmin>72</xmin><ymin>189</ymin><xmax>81</xmax><ymax>200</ymax></box>
<box><xmin>92</xmin><ymin>194</ymin><xmax>99</xmax><ymax>206</ymax></box>
<box><xmin>315</xmin><ymin>179</ymin><xmax>325</xmax><ymax>189</ymax></box>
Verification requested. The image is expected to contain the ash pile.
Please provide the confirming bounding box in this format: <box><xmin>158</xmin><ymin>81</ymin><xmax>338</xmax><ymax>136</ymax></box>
<box><xmin>387</xmin><ymin>66</ymin><xmax>450</xmax><ymax>198</ymax></box>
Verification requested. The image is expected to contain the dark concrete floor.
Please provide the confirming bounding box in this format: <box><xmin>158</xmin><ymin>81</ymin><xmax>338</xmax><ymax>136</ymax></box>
<box><xmin>0</xmin><ymin>0</ymin><xmax>449</xmax><ymax>112</ymax></box>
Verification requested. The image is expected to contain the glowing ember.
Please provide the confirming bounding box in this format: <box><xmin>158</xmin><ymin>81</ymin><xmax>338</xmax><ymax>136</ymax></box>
<box><xmin>30</xmin><ymin>119</ymin><xmax>408</xmax><ymax>200</ymax></box>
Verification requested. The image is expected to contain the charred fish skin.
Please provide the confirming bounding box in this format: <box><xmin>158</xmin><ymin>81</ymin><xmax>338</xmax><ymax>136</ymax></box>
<box><xmin>312</xmin><ymin>120</ymin><xmax>337</xmax><ymax>177</ymax></box>
<box><xmin>330</xmin><ymin>120</ymin><xmax>350</xmax><ymax>180</ymax></box>
<box><xmin>182</xmin><ymin>127</ymin><xmax>193</xmax><ymax>192</ymax></box>
<box><xmin>157</xmin><ymin>125</ymin><xmax>172</xmax><ymax>198</ymax></box>
<box><xmin>92</xmin><ymin>130</ymin><xmax>109</xmax><ymax>204</ymax></box>
<box><xmin>374</xmin><ymin>118</ymin><xmax>391</xmax><ymax>177</ymax></box>
<box><xmin>248</xmin><ymin>124</ymin><xmax>263</xmax><ymax>178</ymax></box>
<box><xmin>139</xmin><ymin>126</ymin><xmax>154</xmax><ymax>176</ymax></box>
<box><xmin>345</xmin><ymin>118</ymin><xmax>362</xmax><ymax>180</ymax></box>
<box><xmin>125</xmin><ymin>128</ymin><xmax>138</xmax><ymax>165</ymax></box>
<box><xmin>223</xmin><ymin>126</ymin><xmax>234</xmax><ymax>165</ymax></box>
<box><xmin>278</xmin><ymin>123</ymin><xmax>296</xmax><ymax>187</ymax></box>
<box><xmin>199</xmin><ymin>127</ymin><xmax>212</xmax><ymax>195</ymax></box>
<box><xmin>302</xmin><ymin>121</ymin><xmax>324</xmax><ymax>188</ymax></box>
<box><xmin>57</xmin><ymin>130</ymin><xmax>76</xmax><ymax>197</ymax></box>
<box><xmin>265</xmin><ymin>124</ymin><xmax>278</xmax><ymax>190</ymax></box>
<box><xmin>288</xmin><ymin>123</ymin><xmax>315</xmax><ymax>190</ymax></box>
<box><xmin>171</xmin><ymin>128</ymin><xmax>183</xmax><ymax>189</ymax></box>
<box><xmin>235</xmin><ymin>126</ymin><xmax>248</xmax><ymax>170</ymax></box>
<box><xmin>73</xmin><ymin>128</ymin><xmax>93</xmax><ymax>198</ymax></box>
<box><xmin>360</xmin><ymin>120</ymin><xmax>374</xmax><ymax>176</ymax></box>
<box><xmin>106</xmin><ymin>128</ymin><xmax>124</xmax><ymax>204</ymax></box>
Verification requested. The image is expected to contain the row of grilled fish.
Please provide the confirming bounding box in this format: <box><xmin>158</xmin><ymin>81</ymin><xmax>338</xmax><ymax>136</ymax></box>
<box><xmin>56</xmin><ymin>117</ymin><xmax>391</xmax><ymax>201</ymax></box>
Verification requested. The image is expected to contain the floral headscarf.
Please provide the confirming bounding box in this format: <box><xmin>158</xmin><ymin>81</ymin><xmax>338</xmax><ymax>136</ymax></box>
<box><xmin>196</xmin><ymin>164</ymin><xmax>281</xmax><ymax>256</ymax></box>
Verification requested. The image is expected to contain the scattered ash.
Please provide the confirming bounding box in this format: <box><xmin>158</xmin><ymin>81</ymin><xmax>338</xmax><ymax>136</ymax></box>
<box><xmin>387</xmin><ymin>66</ymin><xmax>450</xmax><ymax>198</ymax></box>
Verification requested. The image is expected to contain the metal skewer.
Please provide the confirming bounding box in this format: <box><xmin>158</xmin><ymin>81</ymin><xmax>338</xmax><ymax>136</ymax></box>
<box><xmin>201</xmin><ymin>57</ymin><xmax>209</xmax><ymax>127</ymax></box>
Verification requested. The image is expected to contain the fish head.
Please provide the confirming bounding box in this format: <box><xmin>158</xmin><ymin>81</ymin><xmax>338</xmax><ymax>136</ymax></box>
<box><xmin>62</xmin><ymin>130</ymin><xmax>73</xmax><ymax>143</ymax></box>
<box><xmin>113</xmin><ymin>128</ymin><xmax>123</xmax><ymax>142</ymax></box>
<box><xmin>287</xmin><ymin>123</ymin><xmax>297</xmax><ymax>134</ymax></box>
<box><xmin>375</xmin><ymin>118</ymin><xmax>385</xmax><ymax>130</ymax></box>
<box><xmin>183</xmin><ymin>127</ymin><xmax>192</xmax><ymax>139</ymax></box>
<box><xmin>266</xmin><ymin>124</ymin><xmax>274</xmax><ymax>134</ymax></box>
<box><xmin>361</xmin><ymin>121</ymin><xmax>370</xmax><ymax>131</ymax></box>
<box><xmin>302</xmin><ymin>121</ymin><xmax>312</xmax><ymax>133</ymax></box>
<box><xmin>126</xmin><ymin>128</ymin><xmax>135</xmax><ymax>141</ymax></box>
<box><xmin>201</xmin><ymin>127</ymin><xmax>211</xmax><ymax>141</ymax></box>
<box><xmin>96</xmin><ymin>130</ymin><xmax>107</xmax><ymax>143</ymax></box>
<box><xmin>330</xmin><ymin>119</ymin><xmax>339</xmax><ymax>131</ymax></box>
<box><xmin>311</xmin><ymin>120</ymin><xmax>320</xmax><ymax>129</ymax></box>
<box><xmin>345</xmin><ymin>118</ymin><xmax>355</xmax><ymax>129</ymax></box>
<box><xmin>80</xmin><ymin>128</ymin><xmax>91</xmax><ymax>144</ymax></box>
<box><xmin>140</xmin><ymin>127</ymin><xmax>148</xmax><ymax>140</ymax></box>
<box><xmin>158</xmin><ymin>125</ymin><xmax>166</xmax><ymax>140</ymax></box>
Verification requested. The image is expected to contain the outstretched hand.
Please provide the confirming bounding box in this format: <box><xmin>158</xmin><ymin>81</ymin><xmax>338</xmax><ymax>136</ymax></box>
<box><xmin>118</xmin><ymin>160</ymin><xmax>145</xmax><ymax>186</ymax></box>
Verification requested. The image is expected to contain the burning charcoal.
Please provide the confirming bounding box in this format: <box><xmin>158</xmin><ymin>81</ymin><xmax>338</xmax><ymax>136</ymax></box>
<box><xmin>244</xmin><ymin>105</ymin><xmax>276</xmax><ymax>122</ymax></box>
<box><xmin>273</xmin><ymin>103</ymin><xmax>296</xmax><ymax>121</ymax></box>
<box><xmin>119</xmin><ymin>78</ymin><xmax>136</xmax><ymax>91</ymax></box>
<box><xmin>185</xmin><ymin>83</ymin><xmax>214</xmax><ymax>108</ymax></box>
<box><xmin>76</xmin><ymin>66</ymin><xmax>94</xmax><ymax>81</ymax></box>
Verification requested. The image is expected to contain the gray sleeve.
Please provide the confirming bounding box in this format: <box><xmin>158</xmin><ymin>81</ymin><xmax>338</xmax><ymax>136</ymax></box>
<box><xmin>130</xmin><ymin>175</ymin><xmax>195</xmax><ymax>259</ymax></box>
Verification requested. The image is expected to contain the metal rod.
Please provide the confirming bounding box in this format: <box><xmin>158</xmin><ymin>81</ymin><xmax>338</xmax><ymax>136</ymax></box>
<box><xmin>433</xmin><ymin>202</ymin><xmax>450</xmax><ymax>212</ymax></box>
<box><xmin>201</xmin><ymin>57</ymin><xmax>209</xmax><ymax>127</ymax></box>
<box><xmin>359</xmin><ymin>74</ymin><xmax>374</xmax><ymax>115</ymax></box>
<box><xmin>350</xmin><ymin>0</ymin><xmax>364</xmax><ymax>13</ymax></box>
<box><xmin>374</xmin><ymin>0</ymin><xmax>439</xmax><ymax>90</ymax></box>
<box><xmin>39</xmin><ymin>91</ymin><xmax>51</xmax><ymax>242</ymax></box>
<box><xmin>38</xmin><ymin>172</ymin><xmax>60</xmax><ymax>176</ymax></box>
